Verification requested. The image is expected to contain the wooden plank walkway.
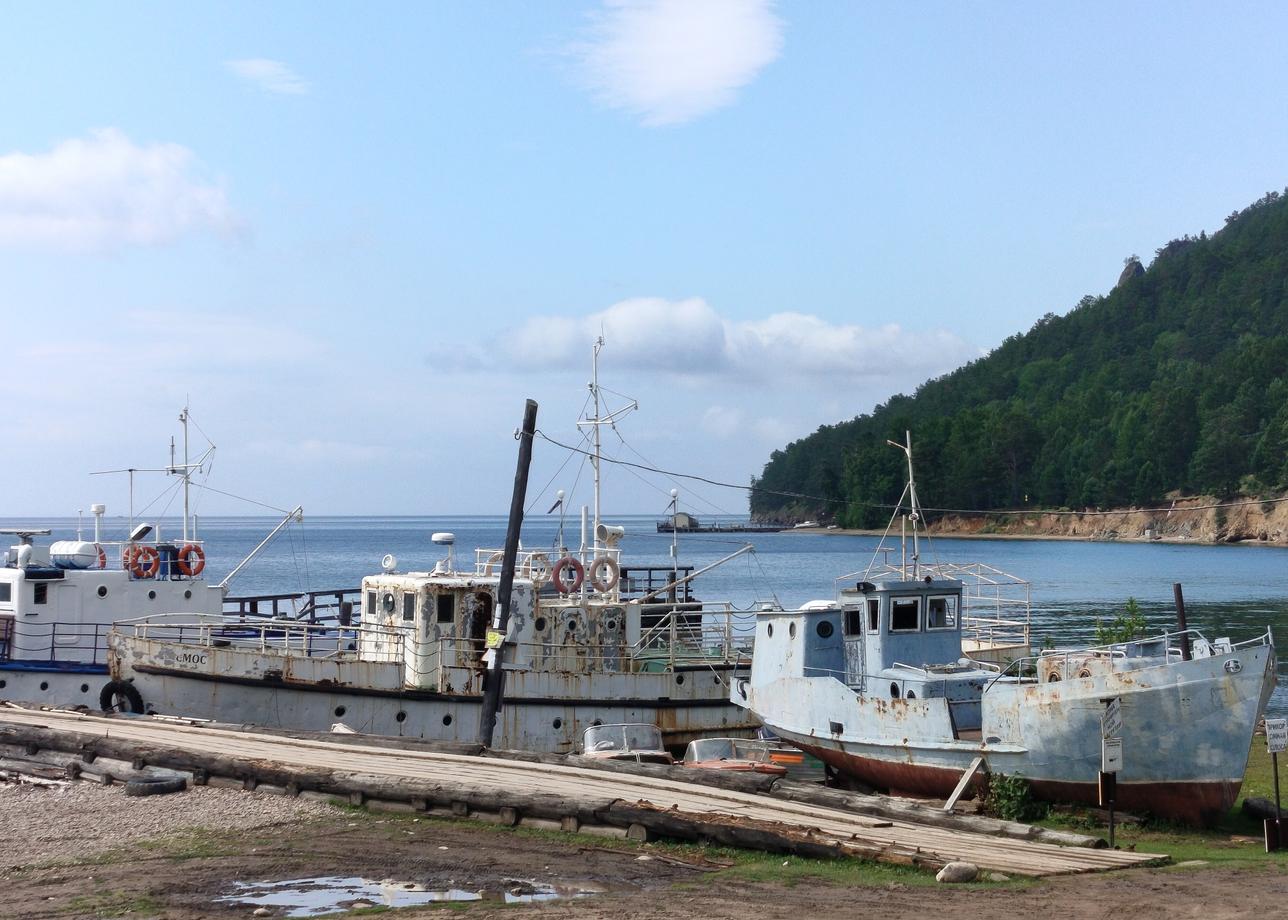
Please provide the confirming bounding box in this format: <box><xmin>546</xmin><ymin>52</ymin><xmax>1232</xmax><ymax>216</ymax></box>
<box><xmin>0</xmin><ymin>707</ymin><xmax>1166</xmax><ymax>877</ymax></box>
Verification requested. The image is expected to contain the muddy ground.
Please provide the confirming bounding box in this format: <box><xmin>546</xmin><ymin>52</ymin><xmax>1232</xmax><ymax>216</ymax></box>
<box><xmin>2</xmin><ymin>782</ymin><xmax>1286</xmax><ymax>920</ymax></box>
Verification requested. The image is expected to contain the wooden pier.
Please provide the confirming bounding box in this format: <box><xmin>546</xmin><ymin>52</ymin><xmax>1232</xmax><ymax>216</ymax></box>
<box><xmin>0</xmin><ymin>706</ymin><xmax>1166</xmax><ymax>878</ymax></box>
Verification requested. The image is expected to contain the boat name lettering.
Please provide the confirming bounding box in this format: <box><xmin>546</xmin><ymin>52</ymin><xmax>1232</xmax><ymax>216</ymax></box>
<box><xmin>175</xmin><ymin>651</ymin><xmax>208</xmax><ymax>666</ymax></box>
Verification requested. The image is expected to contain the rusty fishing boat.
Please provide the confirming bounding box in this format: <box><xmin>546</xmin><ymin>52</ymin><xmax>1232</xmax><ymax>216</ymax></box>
<box><xmin>733</xmin><ymin>435</ymin><xmax>1277</xmax><ymax>824</ymax></box>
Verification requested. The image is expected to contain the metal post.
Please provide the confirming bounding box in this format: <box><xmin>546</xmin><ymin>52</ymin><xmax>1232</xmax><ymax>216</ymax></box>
<box><xmin>477</xmin><ymin>399</ymin><xmax>538</xmax><ymax>748</ymax></box>
<box><xmin>1173</xmin><ymin>583</ymin><xmax>1192</xmax><ymax>660</ymax></box>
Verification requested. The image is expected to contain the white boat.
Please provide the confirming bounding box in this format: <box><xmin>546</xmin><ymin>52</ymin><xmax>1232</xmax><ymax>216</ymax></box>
<box><xmin>104</xmin><ymin>344</ymin><xmax>760</xmax><ymax>751</ymax></box>
<box><xmin>733</xmin><ymin>434</ymin><xmax>1278</xmax><ymax>825</ymax></box>
<box><xmin>0</xmin><ymin>409</ymin><xmax>297</xmax><ymax>712</ymax></box>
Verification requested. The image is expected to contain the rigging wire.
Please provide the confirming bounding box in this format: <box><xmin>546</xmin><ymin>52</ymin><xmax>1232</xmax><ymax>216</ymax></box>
<box><xmin>535</xmin><ymin>429</ymin><xmax>1288</xmax><ymax>521</ymax></box>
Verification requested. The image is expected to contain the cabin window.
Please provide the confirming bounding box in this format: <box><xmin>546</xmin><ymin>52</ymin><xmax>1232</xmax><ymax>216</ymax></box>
<box><xmin>0</xmin><ymin>583</ymin><xmax>10</xmax><ymax>603</ymax></box>
<box><xmin>867</xmin><ymin>598</ymin><xmax>879</xmax><ymax>632</ymax></box>
<box><xmin>926</xmin><ymin>596</ymin><xmax>957</xmax><ymax>630</ymax></box>
<box><xmin>436</xmin><ymin>594</ymin><xmax>455</xmax><ymax>624</ymax></box>
<box><xmin>843</xmin><ymin>607</ymin><xmax>862</xmax><ymax>636</ymax></box>
<box><xmin>402</xmin><ymin>592</ymin><xmax>416</xmax><ymax>622</ymax></box>
<box><xmin>381</xmin><ymin>592</ymin><xmax>396</xmax><ymax>614</ymax></box>
<box><xmin>34</xmin><ymin>583</ymin><xmax>48</xmax><ymax>605</ymax></box>
<box><xmin>366</xmin><ymin>590</ymin><xmax>376</xmax><ymax>618</ymax></box>
<box><xmin>889</xmin><ymin>597</ymin><xmax>919</xmax><ymax>632</ymax></box>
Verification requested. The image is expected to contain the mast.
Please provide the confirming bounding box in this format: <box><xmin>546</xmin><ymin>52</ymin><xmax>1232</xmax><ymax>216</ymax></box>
<box><xmin>886</xmin><ymin>431</ymin><xmax>921</xmax><ymax>579</ymax></box>
<box><xmin>591</xmin><ymin>336</ymin><xmax>603</xmax><ymax>551</ymax></box>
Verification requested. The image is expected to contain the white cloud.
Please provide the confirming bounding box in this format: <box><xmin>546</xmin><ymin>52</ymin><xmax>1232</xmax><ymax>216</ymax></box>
<box><xmin>0</xmin><ymin>129</ymin><xmax>238</xmax><ymax>252</ymax></box>
<box><xmin>498</xmin><ymin>296</ymin><xmax>981</xmax><ymax>382</ymax></box>
<box><xmin>572</xmin><ymin>0</ymin><xmax>784</xmax><ymax>126</ymax></box>
<box><xmin>225</xmin><ymin>58</ymin><xmax>310</xmax><ymax>95</ymax></box>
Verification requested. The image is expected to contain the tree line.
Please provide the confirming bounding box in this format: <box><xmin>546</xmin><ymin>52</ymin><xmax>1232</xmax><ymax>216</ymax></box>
<box><xmin>751</xmin><ymin>189</ymin><xmax>1288</xmax><ymax>527</ymax></box>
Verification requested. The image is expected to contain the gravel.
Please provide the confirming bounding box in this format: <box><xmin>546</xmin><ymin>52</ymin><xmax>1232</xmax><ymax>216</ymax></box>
<box><xmin>0</xmin><ymin>778</ymin><xmax>339</xmax><ymax>868</ymax></box>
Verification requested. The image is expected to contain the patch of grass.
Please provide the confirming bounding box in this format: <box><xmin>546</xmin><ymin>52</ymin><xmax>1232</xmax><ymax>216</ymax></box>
<box><xmin>1038</xmin><ymin>740</ymin><xmax>1288</xmax><ymax>869</ymax></box>
<box><xmin>67</xmin><ymin>890</ymin><xmax>162</xmax><ymax>918</ymax></box>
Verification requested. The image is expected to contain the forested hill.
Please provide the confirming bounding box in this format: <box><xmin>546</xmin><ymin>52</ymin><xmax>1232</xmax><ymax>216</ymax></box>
<box><xmin>751</xmin><ymin>189</ymin><xmax>1288</xmax><ymax>527</ymax></box>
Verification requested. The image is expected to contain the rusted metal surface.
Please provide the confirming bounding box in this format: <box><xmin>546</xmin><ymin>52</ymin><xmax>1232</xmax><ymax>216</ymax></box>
<box><xmin>738</xmin><ymin>572</ymin><xmax>1278</xmax><ymax>825</ymax></box>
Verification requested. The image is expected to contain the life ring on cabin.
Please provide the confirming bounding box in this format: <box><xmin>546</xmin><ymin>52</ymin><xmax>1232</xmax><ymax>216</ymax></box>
<box><xmin>175</xmin><ymin>543</ymin><xmax>206</xmax><ymax>577</ymax></box>
<box><xmin>524</xmin><ymin>552</ymin><xmax>551</xmax><ymax>587</ymax></box>
<box><xmin>127</xmin><ymin>545</ymin><xmax>160</xmax><ymax>579</ymax></box>
<box><xmin>483</xmin><ymin>551</ymin><xmax>505</xmax><ymax>575</ymax></box>
<box><xmin>588</xmin><ymin>555</ymin><xmax>620</xmax><ymax>592</ymax></box>
<box><xmin>99</xmin><ymin>679</ymin><xmax>145</xmax><ymax>714</ymax></box>
<box><xmin>551</xmin><ymin>556</ymin><xmax>585</xmax><ymax>594</ymax></box>
<box><xmin>95</xmin><ymin>544</ymin><xmax>107</xmax><ymax>570</ymax></box>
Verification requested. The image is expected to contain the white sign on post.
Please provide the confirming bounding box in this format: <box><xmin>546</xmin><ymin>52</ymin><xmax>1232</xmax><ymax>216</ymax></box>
<box><xmin>1101</xmin><ymin>697</ymin><xmax>1123</xmax><ymax>739</ymax></box>
<box><xmin>1267</xmin><ymin>718</ymin><xmax>1288</xmax><ymax>754</ymax></box>
<box><xmin>1103</xmin><ymin>736</ymin><xmax>1124</xmax><ymax>773</ymax></box>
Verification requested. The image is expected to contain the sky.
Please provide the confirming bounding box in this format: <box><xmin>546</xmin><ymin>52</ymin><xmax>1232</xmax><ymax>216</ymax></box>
<box><xmin>5</xmin><ymin>1</ymin><xmax>1288</xmax><ymax>520</ymax></box>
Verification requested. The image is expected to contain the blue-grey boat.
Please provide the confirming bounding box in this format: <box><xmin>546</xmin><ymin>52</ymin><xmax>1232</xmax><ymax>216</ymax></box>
<box><xmin>733</xmin><ymin>435</ymin><xmax>1278</xmax><ymax>825</ymax></box>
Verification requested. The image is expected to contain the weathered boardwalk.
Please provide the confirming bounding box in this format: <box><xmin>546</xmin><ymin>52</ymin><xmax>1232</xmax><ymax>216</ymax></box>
<box><xmin>0</xmin><ymin>707</ymin><xmax>1166</xmax><ymax>877</ymax></box>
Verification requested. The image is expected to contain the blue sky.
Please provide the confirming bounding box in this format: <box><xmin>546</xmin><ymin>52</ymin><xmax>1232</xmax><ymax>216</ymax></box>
<box><xmin>6</xmin><ymin>1</ymin><xmax>1288</xmax><ymax>519</ymax></box>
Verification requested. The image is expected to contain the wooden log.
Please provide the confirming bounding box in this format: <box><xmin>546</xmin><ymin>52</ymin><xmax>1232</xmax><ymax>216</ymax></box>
<box><xmin>769</xmin><ymin>779</ymin><xmax>1104</xmax><ymax>848</ymax></box>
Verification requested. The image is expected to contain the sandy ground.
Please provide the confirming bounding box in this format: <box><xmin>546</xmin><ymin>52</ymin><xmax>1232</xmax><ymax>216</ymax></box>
<box><xmin>2</xmin><ymin>779</ymin><xmax>1287</xmax><ymax>920</ymax></box>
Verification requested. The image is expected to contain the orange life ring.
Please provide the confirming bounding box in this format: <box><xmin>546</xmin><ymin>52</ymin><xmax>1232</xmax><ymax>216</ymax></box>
<box><xmin>551</xmin><ymin>556</ymin><xmax>584</xmax><ymax>594</ymax></box>
<box><xmin>128</xmin><ymin>545</ymin><xmax>160</xmax><ymax>579</ymax></box>
<box><xmin>588</xmin><ymin>555</ymin><xmax>620</xmax><ymax>592</ymax></box>
<box><xmin>176</xmin><ymin>543</ymin><xmax>206</xmax><ymax>577</ymax></box>
<box><xmin>96</xmin><ymin>544</ymin><xmax>107</xmax><ymax>570</ymax></box>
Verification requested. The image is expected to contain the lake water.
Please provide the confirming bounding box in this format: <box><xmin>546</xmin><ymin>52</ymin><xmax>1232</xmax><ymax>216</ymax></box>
<box><xmin>5</xmin><ymin>513</ymin><xmax>1285</xmax><ymax>716</ymax></box>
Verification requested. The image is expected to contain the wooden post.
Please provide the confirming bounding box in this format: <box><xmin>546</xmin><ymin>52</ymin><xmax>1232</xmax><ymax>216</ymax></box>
<box><xmin>477</xmin><ymin>399</ymin><xmax>539</xmax><ymax>749</ymax></box>
<box><xmin>1172</xmin><ymin>583</ymin><xmax>1191</xmax><ymax>660</ymax></box>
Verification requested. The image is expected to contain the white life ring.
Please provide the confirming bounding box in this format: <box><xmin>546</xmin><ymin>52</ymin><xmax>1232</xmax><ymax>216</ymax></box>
<box><xmin>588</xmin><ymin>555</ymin><xmax>620</xmax><ymax>592</ymax></box>
<box><xmin>483</xmin><ymin>551</ymin><xmax>505</xmax><ymax>575</ymax></box>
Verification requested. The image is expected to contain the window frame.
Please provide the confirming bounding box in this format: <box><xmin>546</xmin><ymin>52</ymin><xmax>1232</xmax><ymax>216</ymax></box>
<box><xmin>925</xmin><ymin>595</ymin><xmax>958</xmax><ymax>631</ymax></box>
<box><xmin>888</xmin><ymin>596</ymin><xmax>921</xmax><ymax>633</ymax></box>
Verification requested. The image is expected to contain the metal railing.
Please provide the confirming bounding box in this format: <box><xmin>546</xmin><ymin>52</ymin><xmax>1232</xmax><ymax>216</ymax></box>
<box><xmin>984</xmin><ymin>628</ymin><xmax>1274</xmax><ymax>690</ymax></box>
<box><xmin>0</xmin><ymin>619</ymin><xmax>112</xmax><ymax>664</ymax></box>
<box><xmin>223</xmin><ymin>587</ymin><xmax>361</xmax><ymax>622</ymax></box>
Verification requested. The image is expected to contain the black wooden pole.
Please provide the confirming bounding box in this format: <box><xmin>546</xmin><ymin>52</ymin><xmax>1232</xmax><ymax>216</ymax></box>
<box><xmin>477</xmin><ymin>398</ymin><xmax>538</xmax><ymax>748</ymax></box>
<box><xmin>1173</xmin><ymin>582</ymin><xmax>1192</xmax><ymax>660</ymax></box>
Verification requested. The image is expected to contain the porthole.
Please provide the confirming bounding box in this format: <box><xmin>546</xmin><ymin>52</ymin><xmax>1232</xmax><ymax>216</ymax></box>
<box><xmin>395</xmin><ymin>711</ymin><xmax>407</xmax><ymax>723</ymax></box>
<box><xmin>604</xmin><ymin>618</ymin><xmax>618</xmax><ymax>631</ymax></box>
<box><xmin>890</xmin><ymin>683</ymin><xmax>900</xmax><ymax>699</ymax></box>
<box><xmin>789</xmin><ymin>622</ymin><xmax>797</xmax><ymax>639</ymax></box>
<box><xmin>553</xmin><ymin>718</ymin><xmax>563</xmax><ymax>729</ymax></box>
<box><xmin>442</xmin><ymin>714</ymin><xmax>453</xmax><ymax>726</ymax></box>
<box><xmin>97</xmin><ymin>586</ymin><xmax>108</xmax><ymax>598</ymax></box>
<box><xmin>816</xmin><ymin>620</ymin><xmax>834</xmax><ymax>639</ymax></box>
<box><xmin>147</xmin><ymin>590</ymin><xmax>156</xmax><ymax>600</ymax></box>
<box><xmin>1077</xmin><ymin>668</ymin><xmax>1092</xmax><ymax>679</ymax></box>
<box><xmin>80</xmin><ymin>683</ymin><xmax>89</xmax><ymax>694</ymax></box>
<box><xmin>906</xmin><ymin>691</ymin><xmax>917</xmax><ymax>700</ymax></box>
<box><xmin>334</xmin><ymin>706</ymin><xmax>347</xmax><ymax>717</ymax></box>
<box><xmin>0</xmin><ymin>680</ymin><xmax>6</xmax><ymax>689</ymax></box>
<box><xmin>767</xmin><ymin>623</ymin><xmax>774</xmax><ymax>638</ymax></box>
<box><xmin>184</xmin><ymin>590</ymin><xmax>192</xmax><ymax>600</ymax></box>
<box><xmin>675</xmin><ymin>674</ymin><xmax>685</xmax><ymax>685</ymax></box>
<box><xmin>40</xmin><ymin>681</ymin><xmax>49</xmax><ymax>691</ymax></box>
<box><xmin>713</xmin><ymin>675</ymin><xmax>722</xmax><ymax>685</ymax></box>
<box><xmin>534</xmin><ymin>617</ymin><xmax>547</xmax><ymax>632</ymax></box>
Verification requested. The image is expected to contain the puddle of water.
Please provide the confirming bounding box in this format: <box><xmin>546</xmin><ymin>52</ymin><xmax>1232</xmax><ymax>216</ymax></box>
<box><xmin>214</xmin><ymin>875</ymin><xmax>595</xmax><ymax>916</ymax></box>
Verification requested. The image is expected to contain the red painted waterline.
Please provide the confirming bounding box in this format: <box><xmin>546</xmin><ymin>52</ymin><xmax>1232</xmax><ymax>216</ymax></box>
<box><xmin>796</xmin><ymin>741</ymin><xmax>1241</xmax><ymax>826</ymax></box>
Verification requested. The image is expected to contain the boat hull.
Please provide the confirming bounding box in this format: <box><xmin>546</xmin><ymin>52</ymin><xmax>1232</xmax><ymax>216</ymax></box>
<box><xmin>109</xmin><ymin>633</ymin><xmax>755</xmax><ymax>752</ymax></box>
<box><xmin>746</xmin><ymin>642</ymin><xmax>1276</xmax><ymax>825</ymax></box>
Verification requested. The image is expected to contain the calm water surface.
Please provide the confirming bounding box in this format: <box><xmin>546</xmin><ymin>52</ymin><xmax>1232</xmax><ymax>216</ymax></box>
<box><xmin>5</xmin><ymin>514</ymin><xmax>1285</xmax><ymax>716</ymax></box>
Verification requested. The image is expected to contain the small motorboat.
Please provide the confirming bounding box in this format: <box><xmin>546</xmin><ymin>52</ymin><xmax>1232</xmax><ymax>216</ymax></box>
<box><xmin>579</xmin><ymin>723</ymin><xmax>674</xmax><ymax>765</ymax></box>
<box><xmin>681</xmin><ymin>737</ymin><xmax>799</xmax><ymax>775</ymax></box>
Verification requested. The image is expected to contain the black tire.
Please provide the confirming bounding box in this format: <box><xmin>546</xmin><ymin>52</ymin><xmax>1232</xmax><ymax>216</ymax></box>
<box><xmin>98</xmin><ymin>680</ymin><xmax>145</xmax><ymax>714</ymax></box>
<box><xmin>124</xmin><ymin>776</ymin><xmax>188</xmax><ymax>797</ymax></box>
